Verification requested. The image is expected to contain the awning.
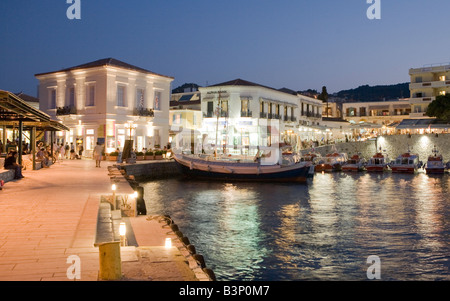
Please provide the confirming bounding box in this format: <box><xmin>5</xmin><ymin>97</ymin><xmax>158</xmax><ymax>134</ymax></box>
<box><xmin>0</xmin><ymin>90</ymin><xmax>50</xmax><ymax>122</ymax></box>
<box><xmin>368</xmin><ymin>105</ymin><xmax>390</xmax><ymax>111</ymax></box>
<box><xmin>393</xmin><ymin>104</ymin><xmax>411</xmax><ymax>109</ymax></box>
<box><xmin>395</xmin><ymin>119</ymin><xmax>448</xmax><ymax>129</ymax></box>
<box><xmin>0</xmin><ymin>90</ymin><xmax>69</xmax><ymax>131</ymax></box>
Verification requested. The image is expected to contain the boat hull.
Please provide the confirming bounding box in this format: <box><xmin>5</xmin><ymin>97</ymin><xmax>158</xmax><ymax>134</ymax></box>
<box><xmin>425</xmin><ymin>168</ymin><xmax>445</xmax><ymax>174</ymax></box>
<box><xmin>342</xmin><ymin>165</ymin><xmax>366</xmax><ymax>172</ymax></box>
<box><xmin>391</xmin><ymin>166</ymin><xmax>417</xmax><ymax>174</ymax></box>
<box><xmin>366</xmin><ymin>165</ymin><xmax>389</xmax><ymax>172</ymax></box>
<box><xmin>174</xmin><ymin>155</ymin><xmax>311</xmax><ymax>183</ymax></box>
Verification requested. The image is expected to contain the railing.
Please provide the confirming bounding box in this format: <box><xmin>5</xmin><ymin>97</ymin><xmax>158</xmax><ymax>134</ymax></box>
<box><xmin>133</xmin><ymin>107</ymin><xmax>154</xmax><ymax>117</ymax></box>
<box><xmin>260</xmin><ymin>112</ymin><xmax>267</xmax><ymax>118</ymax></box>
<box><xmin>56</xmin><ymin>106</ymin><xmax>77</xmax><ymax>116</ymax></box>
<box><xmin>240</xmin><ymin>111</ymin><xmax>252</xmax><ymax>117</ymax></box>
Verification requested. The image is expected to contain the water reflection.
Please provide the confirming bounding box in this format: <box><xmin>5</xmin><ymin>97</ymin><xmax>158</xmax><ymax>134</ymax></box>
<box><xmin>142</xmin><ymin>173</ymin><xmax>450</xmax><ymax>281</ymax></box>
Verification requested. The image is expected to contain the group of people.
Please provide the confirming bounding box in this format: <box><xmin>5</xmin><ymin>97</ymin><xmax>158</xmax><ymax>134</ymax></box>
<box><xmin>53</xmin><ymin>142</ymin><xmax>83</xmax><ymax>161</ymax></box>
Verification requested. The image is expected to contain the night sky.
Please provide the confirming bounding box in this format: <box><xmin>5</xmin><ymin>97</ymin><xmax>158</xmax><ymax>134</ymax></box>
<box><xmin>1</xmin><ymin>0</ymin><xmax>450</xmax><ymax>96</ymax></box>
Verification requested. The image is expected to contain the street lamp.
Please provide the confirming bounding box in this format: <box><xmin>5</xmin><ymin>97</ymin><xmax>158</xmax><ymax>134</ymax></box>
<box><xmin>124</xmin><ymin>121</ymin><xmax>137</xmax><ymax>140</ymax></box>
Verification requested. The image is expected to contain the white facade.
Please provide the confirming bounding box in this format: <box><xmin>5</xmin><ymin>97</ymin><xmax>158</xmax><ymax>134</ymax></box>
<box><xmin>409</xmin><ymin>63</ymin><xmax>450</xmax><ymax>118</ymax></box>
<box><xmin>188</xmin><ymin>79</ymin><xmax>323</xmax><ymax>154</ymax></box>
<box><xmin>35</xmin><ymin>58</ymin><xmax>174</xmax><ymax>156</ymax></box>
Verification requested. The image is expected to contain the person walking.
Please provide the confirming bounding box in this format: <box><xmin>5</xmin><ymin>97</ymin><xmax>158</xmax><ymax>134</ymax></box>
<box><xmin>93</xmin><ymin>142</ymin><xmax>104</xmax><ymax>168</ymax></box>
<box><xmin>59</xmin><ymin>143</ymin><xmax>65</xmax><ymax>161</ymax></box>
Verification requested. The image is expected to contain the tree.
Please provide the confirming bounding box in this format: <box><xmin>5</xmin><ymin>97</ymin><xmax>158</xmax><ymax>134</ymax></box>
<box><xmin>318</xmin><ymin>86</ymin><xmax>329</xmax><ymax>117</ymax></box>
<box><xmin>426</xmin><ymin>94</ymin><xmax>450</xmax><ymax>121</ymax></box>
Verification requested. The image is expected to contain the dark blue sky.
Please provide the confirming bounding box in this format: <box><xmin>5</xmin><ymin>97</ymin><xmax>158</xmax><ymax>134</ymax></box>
<box><xmin>1</xmin><ymin>0</ymin><xmax>450</xmax><ymax>96</ymax></box>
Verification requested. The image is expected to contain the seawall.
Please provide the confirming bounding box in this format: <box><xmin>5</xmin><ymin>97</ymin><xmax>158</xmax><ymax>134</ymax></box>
<box><xmin>301</xmin><ymin>133</ymin><xmax>450</xmax><ymax>162</ymax></box>
<box><xmin>120</xmin><ymin>160</ymin><xmax>182</xmax><ymax>181</ymax></box>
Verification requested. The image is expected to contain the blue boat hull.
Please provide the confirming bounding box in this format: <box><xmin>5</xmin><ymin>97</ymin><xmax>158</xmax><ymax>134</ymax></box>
<box><xmin>175</xmin><ymin>160</ymin><xmax>310</xmax><ymax>183</ymax></box>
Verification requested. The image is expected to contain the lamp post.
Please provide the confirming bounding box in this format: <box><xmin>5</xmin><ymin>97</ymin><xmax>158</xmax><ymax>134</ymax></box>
<box><xmin>124</xmin><ymin>121</ymin><xmax>136</xmax><ymax>140</ymax></box>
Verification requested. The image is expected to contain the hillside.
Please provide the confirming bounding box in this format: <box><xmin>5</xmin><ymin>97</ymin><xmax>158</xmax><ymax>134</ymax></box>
<box><xmin>335</xmin><ymin>83</ymin><xmax>410</xmax><ymax>102</ymax></box>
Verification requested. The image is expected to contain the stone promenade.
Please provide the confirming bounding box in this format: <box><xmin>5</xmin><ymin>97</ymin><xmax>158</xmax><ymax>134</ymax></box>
<box><xmin>0</xmin><ymin>158</ymin><xmax>208</xmax><ymax>281</ymax></box>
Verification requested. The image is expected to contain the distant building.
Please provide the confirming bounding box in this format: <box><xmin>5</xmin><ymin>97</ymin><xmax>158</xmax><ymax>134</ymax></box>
<box><xmin>180</xmin><ymin>78</ymin><xmax>325</xmax><ymax>154</ymax></box>
<box><xmin>409</xmin><ymin>63</ymin><xmax>450</xmax><ymax>118</ymax></box>
<box><xmin>342</xmin><ymin>99</ymin><xmax>411</xmax><ymax>126</ymax></box>
<box><xmin>35</xmin><ymin>58</ymin><xmax>174</xmax><ymax>156</ymax></box>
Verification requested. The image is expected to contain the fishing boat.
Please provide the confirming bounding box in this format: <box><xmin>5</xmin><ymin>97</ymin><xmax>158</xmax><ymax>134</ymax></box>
<box><xmin>390</xmin><ymin>149</ymin><xmax>420</xmax><ymax>174</ymax></box>
<box><xmin>342</xmin><ymin>153</ymin><xmax>366</xmax><ymax>172</ymax></box>
<box><xmin>173</xmin><ymin>147</ymin><xmax>313</xmax><ymax>183</ymax></box>
<box><xmin>314</xmin><ymin>152</ymin><xmax>347</xmax><ymax>172</ymax></box>
<box><xmin>425</xmin><ymin>146</ymin><xmax>445</xmax><ymax>174</ymax></box>
<box><xmin>366</xmin><ymin>151</ymin><xmax>390</xmax><ymax>172</ymax></box>
<box><xmin>301</xmin><ymin>152</ymin><xmax>321</xmax><ymax>177</ymax></box>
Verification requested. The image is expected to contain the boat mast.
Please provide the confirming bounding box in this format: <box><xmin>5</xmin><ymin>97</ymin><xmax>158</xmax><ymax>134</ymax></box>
<box><xmin>214</xmin><ymin>90</ymin><xmax>223</xmax><ymax>157</ymax></box>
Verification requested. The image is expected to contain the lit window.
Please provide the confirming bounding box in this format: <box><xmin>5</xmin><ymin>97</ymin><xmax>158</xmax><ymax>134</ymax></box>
<box><xmin>117</xmin><ymin>85</ymin><xmax>126</xmax><ymax>107</ymax></box>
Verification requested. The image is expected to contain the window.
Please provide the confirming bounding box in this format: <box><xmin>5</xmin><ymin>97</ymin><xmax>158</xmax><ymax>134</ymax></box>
<box><xmin>50</xmin><ymin>89</ymin><xmax>56</xmax><ymax>109</ymax></box>
<box><xmin>68</xmin><ymin>87</ymin><xmax>75</xmax><ymax>107</ymax></box>
<box><xmin>439</xmin><ymin>91</ymin><xmax>446</xmax><ymax>96</ymax></box>
<box><xmin>221</xmin><ymin>100</ymin><xmax>228</xmax><ymax>117</ymax></box>
<box><xmin>241</xmin><ymin>98</ymin><xmax>249</xmax><ymax>113</ymax></box>
<box><xmin>117</xmin><ymin>85</ymin><xmax>126</xmax><ymax>107</ymax></box>
<box><xmin>86</xmin><ymin>85</ymin><xmax>95</xmax><ymax>107</ymax></box>
<box><xmin>173</xmin><ymin>113</ymin><xmax>181</xmax><ymax>124</ymax></box>
<box><xmin>154</xmin><ymin>91</ymin><xmax>161</xmax><ymax>110</ymax></box>
<box><xmin>207</xmin><ymin>101</ymin><xmax>214</xmax><ymax>117</ymax></box>
<box><xmin>415</xmin><ymin>76</ymin><xmax>422</xmax><ymax>83</ymax></box>
<box><xmin>136</xmin><ymin>88</ymin><xmax>145</xmax><ymax>109</ymax></box>
<box><xmin>260</xmin><ymin>101</ymin><xmax>265</xmax><ymax>113</ymax></box>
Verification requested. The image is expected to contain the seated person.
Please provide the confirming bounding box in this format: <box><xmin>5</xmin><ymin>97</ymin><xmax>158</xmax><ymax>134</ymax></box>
<box><xmin>36</xmin><ymin>148</ymin><xmax>50</xmax><ymax>168</ymax></box>
<box><xmin>4</xmin><ymin>151</ymin><xmax>24</xmax><ymax>179</ymax></box>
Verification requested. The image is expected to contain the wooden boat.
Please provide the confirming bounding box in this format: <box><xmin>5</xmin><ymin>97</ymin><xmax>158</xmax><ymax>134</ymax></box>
<box><xmin>425</xmin><ymin>146</ymin><xmax>445</xmax><ymax>174</ymax></box>
<box><xmin>173</xmin><ymin>151</ymin><xmax>313</xmax><ymax>183</ymax></box>
<box><xmin>314</xmin><ymin>152</ymin><xmax>347</xmax><ymax>172</ymax></box>
<box><xmin>342</xmin><ymin>154</ymin><xmax>366</xmax><ymax>172</ymax></box>
<box><xmin>390</xmin><ymin>150</ymin><xmax>420</xmax><ymax>174</ymax></box>
<box><xmin>366</xmin><ymin>152</ymin><xmax>390</xmax><ymax>172</ymax></box>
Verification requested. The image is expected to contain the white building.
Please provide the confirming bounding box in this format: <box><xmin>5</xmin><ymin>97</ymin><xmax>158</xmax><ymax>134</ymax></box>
<box><xmin>181</xmin><ymin>79</ymin><xmax>323</xmax><ymax>154</ymax></box>
<box><xmin>409</xmin><ymin>63</ymin><xmax>450</xmax><ymax>118</ymax></box>
<box><xmin>35</xmin><ymin>58</ymin><xmax>174</xmax><ymax>156</ymax></box>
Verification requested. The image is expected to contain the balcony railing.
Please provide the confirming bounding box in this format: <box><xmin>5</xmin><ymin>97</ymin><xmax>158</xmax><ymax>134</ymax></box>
<box><xmin>260</xmin><ymin>112</ymin><xmax>267</xmax><ymax>118</ymax></box>
<box><xmin>240</xmin><ymin>110</ymin><xmax>252</xmax><ymax>117</ymax></box>
<box><xmin>133</xmin><ymin>107</ymin><xmax>154</xmax><ymax>117</ymax></box>
<box><xmin>56</xmin><ymin>106</ymin><xmax>77</xmax><ymax>116</ymax></box>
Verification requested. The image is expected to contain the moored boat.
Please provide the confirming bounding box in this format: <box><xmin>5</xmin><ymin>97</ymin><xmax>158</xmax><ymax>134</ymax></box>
<box><xmin>366</xmin><ymin>152</ymin><xmax>390</xmax><ymax>172</ymax></box>
<box><xmin>342</xmin><ymin>154</ymin><xmax>366</xmax><ymax>172</ymax></box>
<box><xmin>390</xmin><ymin>150</ymin><xmax>420</xmax><ymax>174</ymax></box>
<box><xmin>425</xmin><ymin>146</ymin><xmax>445</xmax><ymax>174</ymax></box>
<box><xmin>315</xmin><ymin>152</ymin><xmax>347</xmax><ymax>172</ymax></box>
<box><xmin>173</xmin><ymin>150</ymin><xmax>313</xmax><ymax>183</ymax></box>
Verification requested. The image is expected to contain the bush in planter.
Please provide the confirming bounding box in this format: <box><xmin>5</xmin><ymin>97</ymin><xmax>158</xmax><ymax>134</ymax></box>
<box><xmin>154</xmin><ymin>150</ymin><xmax>163</xmax><ymax>159</ymax></box>
<box><xmin>145</xmin><ymin>151</ymin><xmax>154</xmax><ymax>159</ymax></box>
<box><xmin>136</xmin><ymin>151</ymin><xmax>145</xmax><ymax>160</ymax></box>
<box><xmin>108</xmin><ymin>151</ymin><xmax>119</xmax><ymax>161</ymax></box>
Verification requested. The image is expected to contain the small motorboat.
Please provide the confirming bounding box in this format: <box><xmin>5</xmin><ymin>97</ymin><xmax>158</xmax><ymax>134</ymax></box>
<box><xmin>425</xmin><ymin>146</ymin><xmax>445</xmax><ymax>174</ymax></box>
<box><xmin>390</xmin><ymin>149</ymin><xmax>420</xmax><ymax>174</ymax></box>
<box><xmin>366</xmin><ymin>151</ymin><xmax>390</xmax><ymax>172</ymax></box>
<box><xmin>315</xmin><ymin>152</ymin><xmax>347</xmax><ymax>172</ymax></box>
<box><xmin>342</xmin><ymin>153</ymin><xmax>366</xmax><ymax>172</ymax></box>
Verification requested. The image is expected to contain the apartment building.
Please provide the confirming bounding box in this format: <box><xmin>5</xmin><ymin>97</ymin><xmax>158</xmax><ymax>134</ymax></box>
<box><xmin>409</xmin><ymin>63</ymin><xmax>450</xmax><ymax>118</ymax></box>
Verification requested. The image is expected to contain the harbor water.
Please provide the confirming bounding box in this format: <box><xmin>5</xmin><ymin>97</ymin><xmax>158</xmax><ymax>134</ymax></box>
<box><xmin>141</xmin><ymin>172</ymin><xmax>450</xmax><ymax>281</ymax></box>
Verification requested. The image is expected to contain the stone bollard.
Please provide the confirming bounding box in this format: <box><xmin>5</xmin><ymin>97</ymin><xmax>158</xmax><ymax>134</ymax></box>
<box><xmin>98</xmin><ymin>242</ymin><xmax>122</xmax><ymax>280</ymax></box>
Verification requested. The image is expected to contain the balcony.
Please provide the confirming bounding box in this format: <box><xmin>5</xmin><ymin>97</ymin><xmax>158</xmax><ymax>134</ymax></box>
<box><xmin>410</xmin><ymin>81</ymin><xmax>450</xmax><ymax>90</ymax></box>
<box><xmin>133</xmin><ymin>107</ymin><xmax>154</xmax><ymax>117</ymax></box>
<box><xmin>56</xmin><ymin>106</ymin><xmax>77</xmax><ymax>116</ymax></box>
<box><xmin>260</xmin><ymin>112</ymin><xmax>267</xmax><ymax>118</ymax></box>
<box><xmin>240</xmin><ymin>110</ymin><xmax>252</xmax><ymax>117</ymax></box>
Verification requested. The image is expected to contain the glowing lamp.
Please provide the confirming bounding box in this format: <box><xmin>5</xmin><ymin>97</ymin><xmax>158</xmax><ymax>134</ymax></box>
<box><xmin>119</xmin><ymin>222</ymin><xmax>126</xmax><ymax>236</ymax></box>
<box><xmin>165</xmin><ymin>238</ymin><xmax>172</xmax><ymax>248</ymax></box>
